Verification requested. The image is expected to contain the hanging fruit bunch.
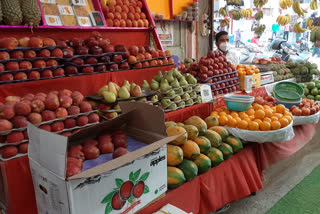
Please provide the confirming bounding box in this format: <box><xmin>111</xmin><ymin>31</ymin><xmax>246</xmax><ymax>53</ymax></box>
<box><xmin>254</xmin><ymin>24</ymin><xmax>266</xmax><ymax>36</ymax></box>
<box><xmin>307</xmin><ymin>17</ymin><xmax>318</xmax><ymax>31</ymax></box>
<box><xmin>293</xmin><ymin>1</ymin><xmax>307</xmax><ymax>17</ymax></box>
<box><xmin>310</xmin><ymin>0</ymin><xmax>318</xmax><ymax>10</ymax></box>
<box><xmin>276</xmin><ymin>14</ymin><xmax>291</xmax><ymax>26</ymax></box>
<box><xmin>279</xmin><ymin>0</ymin><xmax>293</xmax><ymax>10</ymax></box>
<box><xmin>226</xmin><ymin>0</ymin><xmax>242</xmax><ymax>6</ymax></box>
<box><xmin>255</xmin><ymin>11</ymin><xmax>263</xmax><ymax>20</ymax></box>
<box><xmin>232</xmin><ymin>10</ymin><xmax>242</xmax><ymax>20</ymax></box>
<box><xmin>253</xmin><ymin>0</ymin><xmax>268</xmax><ymax>8</ymax></box>
<box><xmin>293</xmin><ymin>23</ymin><xmax>307</xmax><ymax>33</ymax></box>
<box><xmin>219</xmin><ymin>6</ymin><xmax>228</xmax><ymax>17</ymax></box>
<box><xmin>220</xmin><ymin>18</ymin><xmax>230</xmax><ymax>28</ymax></box>
<box><xmin>310</xmin><ymin>28</ymin><xmax>320</xmax><ymax>43</ymax></box>
<box><xmin>240</xmin><ymin>8</ymin><xmax>253</xmax><ymax>19</ymax></box>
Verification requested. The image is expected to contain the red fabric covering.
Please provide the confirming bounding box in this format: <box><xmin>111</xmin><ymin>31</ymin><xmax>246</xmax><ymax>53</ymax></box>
<box><xmin>138</xmin><ymin>145</ymin><xmax>263</xmax><ymax>214</ymax></box>
<box><xmin>165</xmin><ymin>103</ymin><xmax>213</xmax><ymax>122</ymax></box>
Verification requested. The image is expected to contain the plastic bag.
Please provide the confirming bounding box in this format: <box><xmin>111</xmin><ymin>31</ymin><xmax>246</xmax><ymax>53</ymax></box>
<box><xmin>225</xmin><ymin>121</ymin><xmax>294</xmax><ymax>143</ymax></box>
<box><xmin>153</xmin><ymin>204</ymin><xmax>192</xmax><ymax>214</ymax></box>
<box><xmin>293</xmin><ymin>110</ymin><xmax>320</xmax><ymax>126</ymax></box>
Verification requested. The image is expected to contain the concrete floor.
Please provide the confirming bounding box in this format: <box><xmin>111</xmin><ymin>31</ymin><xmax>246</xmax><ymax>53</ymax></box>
<box><xmin>214</xmin><ymin>124</ymin><xmax>320</xmax><ymax>214</ymax></box>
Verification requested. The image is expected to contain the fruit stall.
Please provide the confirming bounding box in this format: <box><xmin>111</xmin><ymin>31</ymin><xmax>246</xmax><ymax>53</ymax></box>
<box><xmin>0</xmin><ymin>0</ymin><xmax>320</xmax><ymax>214</ymax></box>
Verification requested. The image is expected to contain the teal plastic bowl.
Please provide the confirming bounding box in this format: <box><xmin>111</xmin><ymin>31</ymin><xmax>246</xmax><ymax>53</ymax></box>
<box><xmin>224</xmin><ymin>95</ymin><xmax>254</xmax><ymax>112</ymax></box>
<box><xmin>276</xmin><ymin>97</ymin><xmax>302</xmax><ymax>109</ymax></box>
<box><xmin>274</xmin><ymin>82</ymin><xmax>304</xmax><ymax>101</ymax></box>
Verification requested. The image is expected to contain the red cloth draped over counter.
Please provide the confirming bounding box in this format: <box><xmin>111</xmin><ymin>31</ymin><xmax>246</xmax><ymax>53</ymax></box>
<box><xmin>165</xmin><ymin>103</ymin><xmax>214</xmax><ymax>122</ymax></box>
<box><xmin>138</xmin><ymin>144</ymin><xmax>263</xmax><ymax>214</ymax></box>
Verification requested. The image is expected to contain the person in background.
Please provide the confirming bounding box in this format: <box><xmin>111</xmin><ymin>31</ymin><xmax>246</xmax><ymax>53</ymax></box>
<box><xmin>312</xmin><ymin>44</ymin><xmax>320</xmax><ymax>57</ymax></box>
<box><xmin>284</xmin><ymin>23</ymin><xmax>290</xmax><ymax>41</ymax></box>
<box><xmin>215</xmin><ymin>31</ymin><xmax>239</xmax><ymax>65</ymax></box>
<box><xmin>250</xmin><ymin>34</ymin><xmax>260</xmax><ymax>45</ymax></box>
<box><xmin>235</xmin><ymin>29</ymin><xmax>241</xmax><ymax>48</ymax></box>
<box><xmin>272</xmin><ymin>23</ymin><xmax>279</xmax><ymax>39</ymax></box>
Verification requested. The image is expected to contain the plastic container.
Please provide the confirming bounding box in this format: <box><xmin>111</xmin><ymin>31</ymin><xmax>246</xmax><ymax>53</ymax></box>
<box><xmin>223</xmin><ymin>94</ymin><xmax>254</xmax><ymax>111</ymax></box>
<box><xmin>274</xmin><ymin>82</ymin><xmax>304</xmax><ymax>101</ymax></box>
<box><xmin>276</xmin><ymin>97</ymin><xmax>302</xmax><ymax>108</ymax></box>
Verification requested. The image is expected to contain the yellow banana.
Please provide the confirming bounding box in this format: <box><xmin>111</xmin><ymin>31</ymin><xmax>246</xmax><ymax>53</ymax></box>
<box><xmin>280</xmin><ymin>0</ymin><xmax>287</xmax><ymax>9</ymax></box>
<box><xmin>285</xmin><ymin>14</ymin><xmax>291</xmax><ymax>23</ymax></box>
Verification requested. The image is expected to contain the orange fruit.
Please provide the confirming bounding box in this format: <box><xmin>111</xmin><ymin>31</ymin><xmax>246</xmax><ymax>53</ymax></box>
<box><xmin>234</xmin><ymin>117</ymin><xmax>242</xmax><ymax>123</ymax></box>
<box><xmin>272</xmin><ymin>107</ymin><xmax>276</xmax><ymax>112</ymax></box>
<box><xmin>254</xmin><ymin>119</ymin><xmax>263</xmax><ymax>126</ymax></box>
<box><xmin>274</xmin><ymin>113</ymin><xmax>283</xmax><ymax>119</ymax></box>
<box><xmin>253</xmin><ymin>104</ymin><xmax>263</xmax><ymax>111</ymax></box>
<box><xmin>244</xmin><ymin>117</ymin><xmax>252</xmax><ymax>123</ymax></box>
<box><xmin>260</xmin><ymin>121</ymin><xmax>271</xmax><ymax>131</ymax></box>
<box><xmin>219</xmin><ymin>116</ymin><xmax>229</xmax><ymax>126</ymax></box>
<box><xmin>284</xmin><ymin>111</ymin><xmax>293</xmax><ymax>117</ymax></box>
<box><xmin>230</xmin><ymin>112</ymin><xmax>239</xmax><ymax>118</ymax></box>
<box><xmin>226</xmin><ymin>115</ymin><xmax>233</xmax><ymax>120</ymax></box>
<box><xmin>246</xmin><ymin>109</ymin><xmax>255</xmax><ymax>116</ymax></box>
<box><xmin>254</xmin><ymin>109</ymin><xmax>265</xmax><ymax>119</ymax></box>
<box><xmin>279</xmin><ymin>118</ymin><xmax>289</xmax><ymax>128</ymax></box>
<box><xmin>239</xmin><ymin>112</ymin><xmax>249</xmax><ymax>119</ymax></box>
<box><xmin>249</xmin><ymin>115</ymin><xmax>255</xmax><ymax>120</ymax></box>
<box><xmin>227</xmin><ymin>118</ymin><xmax>237</xmax><ymax>128</ymax></box>
<box><xmin>276</xmin><ymin>104</ymin><xmax>286</xmax><ymax>114</ymax></box>
<box><xmin>270</xmin><ymin>116</ymin><xmax>279</xmax><ymax>121</ymax></box>
<box><xmin>263</xmin><ymin>117</ymin><xmax>272</xmax><ymax>123</ymax></box>
<box><xmin>219</xmin><ymin>111</ymin><xmax>227</xmax><ymax>116</ymax></box>
<box><xmin>238</xmin><ymin>120</ymin><xmax>248</xmax><ymax>130</ymax></box>
<box><xmin>263</xmin><ymin>105</ymin><xmax>271</xmax><ymax>110</ymax></box>
<box><xmin>249</xmin><ymin>121</ymin><xmax>259</xmax><ymax>131</ymax></box>
<box><xmin>271</xmin><ymin>121</ymin><xmax>281</xmax><ymax>130</ymax></box>
<box><xmin>264</xmin><ymin>109</ymin><xmax>273</xmax><ymax>118</ymax></box>
<box><xmin>211</xmin><ymin>112</ymin><xmax>218</xmax><ymax>117</ymax></box>
<box><xmin>283</xmin><ymin>115</ymin><xmax>292</xmax><ymax>123</ymax></box>
<box><xmin>224</xmin><ymin>109</ymin><xmax>231</xmax><ymax>114</ymax></box>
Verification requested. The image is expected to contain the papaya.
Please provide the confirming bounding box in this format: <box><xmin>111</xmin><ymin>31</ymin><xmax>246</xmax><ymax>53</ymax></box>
<box><xmin>207</xmin><ymin>147</ymin><xmax>224</xmax><ymax>166</ymax></box>
<box><xmin>183</xmin><ymin>125</ymin><xmax>199</xmax><ymax>140</ymax></box>
<box><xmin>184</xmin><ymin>116</ymin><xmax>207</xmax><ymax>135</ymax></box>
<box><xmin>209</xmin><ymin>126</ymin><xmax>229</xmax><ymax>141</ymax></box>
<box><xmin>167</xmin><ymin>166</ymin><xmax>186</xmax><ymax>189</ymax></box>
<box><xmin>218</xmin><ymin>143</ymin><xmax>234</xmax><ymax>160</ymax></box>
<box><xmin>180</xmin><ymin>140</ymin><xmax>200</xmax><ymax>160</ymax></box>
<box><xmin>193</xmin><ymin>154</ymin><xmax>211</xmax><ymax>174</ymax></box>
<box><xmin>166</xmin><ymin>126</ymin><xmax>188</xmax><ymax>145</ymax></box>
<box><xmin>194</xmin><ymin>136</ymin><xmax>211</xmax><ymax>154</ymax></box>
<box><xmin>204</xmin><ymin>130</ymin><xmax>222</xmax><ymax>147</ymax></box>
<box><xmin>225</xmin><ymin>136</ymin><xmax>243</xmax><ymax>153</ymax></box>
<box><xmin>165</xmin><ymin>121</ymin><xmax>177</xmax><ymax>128</ymax></box>
<box><xmin>205</xmin><ymin>116</ymin><xmax>219</xmax><ymax>128</ymax></box>
<box><xmin>176</xmin><ymin>122</ymin><xmax>185</xmax><ymax>127</ymax></box>
<box><xmin>178</xmin><ymin>159</ymin><xmax>198</xmax><ymax>181</ymax></box>
<box><xmin>167</xmin><ymin>145</ymin><xmax>183</xmax><ymax>166</ymax></box>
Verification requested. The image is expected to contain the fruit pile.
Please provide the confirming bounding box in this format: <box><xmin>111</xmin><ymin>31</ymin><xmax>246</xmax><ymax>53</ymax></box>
<box><xmin>181</xmin><ymin>50</ymin><xmax>239</xmax><ymax>96</ymax></box>
<box><xmin>301</xmin><ymin>81</ymin><xmax>320</xmax><ymax>101</ymax></box>
<box><xmin>100</xmin><ymin>0</ymin><xmax>150</xmax><ymax>27</ymax></box>
<box><xmin>127</xmin><ymin>45</ymin><xmax>174</xmax><ymax>69</ymax></box>
<box><xmin>253</xmin><ymin>57</ymin><xmax>284</xmax><ymax>65</ymax></box>
<box><xmin>271</xmin><ymin>64</ymin><xmax>293</xmax><ymax>81</ymax></box>
<box><xmin>148</xmin><ymin>68</ymin><xmax>201</xmax><ymax>111</ymax></box>
<box><xmin>237</xmin><ymin>64</ymin><xmax>260</xmax><ymax>76</ymax></box>
<box><xmin>166</xmin><ymin>115</ymin><xmax>243</xmax><ymax>189</ymax></box>
<box><xmin>289</xmin><ymin>98</ymin><xmax>320</xmax><ymax>116</ymax></box>
<box><xmin>210</xmin><ymin>104</ymin><xmax>293</xmax><ymax>131</ymax></box>
<box><xmin>253</xmin><ymin>96</ymin><xmax>277</xmax><ymax>107</ymax></box>
<box><xmin>0</xmin><ymin>89</ymin><xmax>99</xmax><ymax>160</ymax></box>
<box><xmin>67</xmin><ymin>129</ymin><xmax>129</xmax><ymax>177</ymax></box>
<box><xmin>286</xmin><ymin>61</ymin><xmax>320</xmax><ymax>83</ymax></box>
<box><xmin>178</xmin><ymin>58</ymin><xmax>194</xmax><ymax>72</ymax></box>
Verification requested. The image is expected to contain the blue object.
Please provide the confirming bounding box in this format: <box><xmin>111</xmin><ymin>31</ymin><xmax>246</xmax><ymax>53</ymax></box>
<box><xmin>276</xmin><ymin>97</ymin><xmax>302</xmax><ymax>109</ymax></box>
<box><xmin>229</xmin><ymin>35</ymin><xmax>234</xmax><ymax>43</ymax></box>
<box><xmin>224</xmin><ymin>94</ymin><xmax>254</xmax><ymax>112</ymax></box>
<box><xmin>172</xmin><ymin>55</ymin><xmax>179</xmax><ymax>68</ymax></box>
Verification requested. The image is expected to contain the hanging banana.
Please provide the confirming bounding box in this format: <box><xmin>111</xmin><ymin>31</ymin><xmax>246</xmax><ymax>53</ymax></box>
<box><xmin>293</xmin><ymin>23</ymin><xmax>307</xmax><ymax>33</ymax></box>
<box><xmin>220</xmin><ymin>18</ymin><xmax>230</xmax><ymax>28</ymax></box>
<box><xmin>276</xmin><ymin>14</ymin><xmax>291</xmax><ymax>26</ymax></box>
<box><xmin>232</xmin><ymin>10</ymin><xmax>242</xmax><ymax>20</ymax></box>
<box><xmin>255</xmin><ymin>11</ymin><xmax>263</xmax><ymax>20</ymax></box>
<box><xmin>293</xmin><ymin>1</ymin><xmax>306</xmax><ymax>17</ymax></box>
<box><xmin>279</xmin><ymin>0</ymin><xmax>293</xmax><ymax>10</ymax></box>
<box><xmin>306</xmin><ymin>17</ymin><xmax>319</xmax><ymax>31</ymax></box>
<box><xmin>219</xmin><ymin>6</ymin><xmax>228</xmax><ymax>17</ymax></box>
<box><xmin>253</xmin><ymin>0</ymin><xmax>269</xmax><ymax>8</ymax></box>
<box><xmin>240</xmin><ymin>9</ymin><xmax>253</xmax><ymax>19</ymax></box>
<box><xmin>310</xmin><ymin>0</ymin><xmax>318</xmax><ymax>10</ymax></box>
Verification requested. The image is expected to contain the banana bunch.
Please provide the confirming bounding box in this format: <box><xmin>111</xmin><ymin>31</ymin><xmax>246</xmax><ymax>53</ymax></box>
<box><xmin>254</xmin><ymin>24</ymin><xmax>266</xmax><ymax>36</ymax></box>
<box><xmin>255</xmin><ymin>11</ymin><xmax>263</xmax><ymax>20</ymax></box>
<box><xmin>279</xmin><ymin>0</ymin><xmax>293</xmax><ymax>10</ymax></box>
<box><xmin>253</xmin><ymin>0</ymin><xmax>268</xmax><ymax>8</ymax></box>
<box><xmin>219</xmin><ymin>6</ymin><xmax>228</xmax><ymax>17</ymax></box>
<box><xmin>293</xmin><ymin>1</ymin><xmax>307</xmax><ymax>17</ymax></box>
<box><xmin>276</xmin><ymin>14</ymin><xmax>291</xmax><ymax>26</ymax></box>
<box><xmin>310</xmin><ymin>0</ymin><xmax>318</xmax><ymax>10</ymax></box>
<box><xmin>220</xmin><ymin>18</ymin><xmax>230</xmax><ymax>28</ymax></box>
<box><xmin>232</xmin><ymin>10</ymin><xmax>242</xmax><ymax>20</ymax></box>
<box><xmin>293</xmin><ymin>23</ymin><xmax>307</xmax><ymax>33</ymax></box>
<box><xmin>306</xmin><ymin>17</ymin><xmax>318</xmax><ymax>31</ymax></box>
<box><xmin>226</xmin><ymin>0</ymin><xmax>242</xmax><ymax>6</ymax></box>
<box><xmin>241</xmin><ymin>8</ymin><xmax>253</xmax><ymax>18</ymax></box>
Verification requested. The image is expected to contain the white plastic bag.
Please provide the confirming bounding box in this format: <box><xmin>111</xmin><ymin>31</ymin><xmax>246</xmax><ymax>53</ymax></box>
<box><xmin>225</xmin><ymin>121</ymin><xmax>294</xmax><ymax>143</ymax></box>
<box><xmin>153</xmin><ymin>204</ymin><xmax>192</xmax><ymax>214</ymax></box>
<box><xmin>293</xmin><ymin>110</ymin><xmax>320</xmax><ymax>126</ymax></box>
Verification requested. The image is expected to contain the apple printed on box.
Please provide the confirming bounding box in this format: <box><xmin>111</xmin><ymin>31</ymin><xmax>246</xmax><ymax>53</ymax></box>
<box><xmin>101</xmin><ymin>169</ymin><xmax>150</xmax><ymax>214</ymax></box>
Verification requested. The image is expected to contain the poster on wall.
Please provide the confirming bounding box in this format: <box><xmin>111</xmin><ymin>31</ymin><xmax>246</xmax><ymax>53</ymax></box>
<box><xmin>157</xmin><ymin>24</ymin><xmax>174</xmax><ymax>46</ymax></box>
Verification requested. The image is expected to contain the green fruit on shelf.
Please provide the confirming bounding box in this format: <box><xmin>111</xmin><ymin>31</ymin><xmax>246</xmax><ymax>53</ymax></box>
<box><xmin>311</xmin><ymin>88</ymin><xmax>319</xmax><ymax>96</ymax></box>
<box><xmin>193</xmin><ymin>154</ymin><xmax>211</xmax><ymax>174</ymax></box>
<box><xmin>316</xmin><ymin>95</ymin><xmax>320</xmax><ymax>101</ymax></box>
<box><xmin>307</xmin><ymin>95</ymin><xmax>315</xmax><ymax>100</ymax></box>
<box><xmin>177</xmin><ymin>159</ymin><xmax>198</xmax><ymax>181</ymax></box>
<box><xmin>307</xmin><ymin>82</ymin><xmax>316</xmax><ymax>90</ymax></box>
<box><xmin>218</xmin><ymin>143</ymin><xmax>233</xmax><ymax>160</ymax></box>
<box><xmin>167</xmin><ymin>166</ymin><xmax>185</xmax><ymax>189</ymax></box>
<box><xmin>304</xmin><ymin>88</ymin><xmax>309</xmax><ymax>96</ymax></box>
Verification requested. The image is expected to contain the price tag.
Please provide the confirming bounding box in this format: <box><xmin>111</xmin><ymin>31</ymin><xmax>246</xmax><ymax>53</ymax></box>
<box><xmin>200</xmin><ymin>84</ymin><xmax>213</xmax><ymax>103</ymax></box>
<box><xmin>58</xmin><ymin>5</ymin><xmax>74</xmax><ymax>16</ymax></box>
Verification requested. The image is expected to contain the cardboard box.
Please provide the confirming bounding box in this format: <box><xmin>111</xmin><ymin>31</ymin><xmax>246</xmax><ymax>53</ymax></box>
<box><xmin>28</xmin><ymin>102</ymin><xmax>177</xmax><ymax>214</ymax></box>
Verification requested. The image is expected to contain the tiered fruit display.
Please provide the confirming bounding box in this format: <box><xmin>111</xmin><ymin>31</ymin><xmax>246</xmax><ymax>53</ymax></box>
<box><xmin>127</xmin><ymin>45</ymin><xmax>174</xmax><ymax>69</ymax></box>
<box><xmin>270</xmin><ymin>64</ymin><xmax>294</xmax><ymax>81</ymax></box>
<box><xmin>300</xmin><ymin>81</ymin><xmax>320</xmax><ymax>101</ymax></box>
<box><xmin>237</xmin><ymin>64</ymin><xmax>260</xmax><ymax>76</ymax></box>
<box><xmin>286</xmin><ymin>61</ymin><xmax>320</xmax><ymax>83</ymax></box>
<box><xmin>100</xmin><ymin>0</ymin><xmax>150</xmax><ymax>27</ymax></box>
<box><xmin>66</xmin><ymin>129</ymin><xmax>129</xmax><ymax>177</ymax></box>
<box><xmin>148</xmin><ymin>68</ymin><xmax>201</xmax><ymax>111</ymax></box>
<box><xmin>210</xmin><ymin>104</ymin><xmax>293</xmax><ymax>131</ymax></box>
<box><xmin>0</xmin><ymin>90</ymin><xmax>100</xmax><ymax>160</ymax></box>
<box><xmin>178</xmin><ymin>58</ymin><xmax>193</xmax><ymax>71</ymax></box>
<box><xmin>166</xmin><ymin>115</ymin><xmax>243</xmax><ymax>189</ymax></box>
<box><xmin>253</xmin><ymin>96</ymin><xmax>277</xmax><ymax>107</ymax></box>
<box><xmin>289</xmin><ymin>98</ymin><xmax>320</xmax><ymax>116</ymax></box>
<box><xmin>253</xmin><ymin>57</ymin><xmax>284</xmax><ymax>65</ymax></box>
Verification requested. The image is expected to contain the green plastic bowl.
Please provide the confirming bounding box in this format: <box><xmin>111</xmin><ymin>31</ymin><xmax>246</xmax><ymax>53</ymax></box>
<box><xmin>274</xmin><ymin>82</ymin><xmax>304</xmax><ymax>101</ymax></box>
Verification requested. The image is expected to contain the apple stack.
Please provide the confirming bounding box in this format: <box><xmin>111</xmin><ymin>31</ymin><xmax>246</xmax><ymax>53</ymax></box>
<box><xmin>67</xmin><ymin>129</ymin><xmax>130</xmax><ymax>178</ymax></box>
<box><xmin>181</xmin><ymin>50</ymin><xmax>240</xmax><ymax>96</ymax></box>
<box><xmin>127</xmin><ymin>45</ymin><xmax>174</xmax><ymax>69</ymax></box>
<box><xmin>0</xmin><ymin>89</ymin><xmax>100</xmax><ymax>161</ymax></box>
<box><xmin>0</xmin><ymin>37</ymin><xmax>65</xmax><ymax>83</ymax></box>
<box><xmin>148</xmin><ymin>68</ymin><xmax>202</xmax><ymax>112</ymax></box>
<box><xmin>100</xmin><ymin>0</ymin><xmax>150</xmax><ymax>28</ymax></box>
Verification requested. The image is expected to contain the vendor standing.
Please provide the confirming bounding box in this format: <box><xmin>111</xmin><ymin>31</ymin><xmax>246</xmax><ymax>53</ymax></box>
<box><xmin>215</xmin><ymin>31</ymin><xmax>239</xmax><ymax>65</ymax></box>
